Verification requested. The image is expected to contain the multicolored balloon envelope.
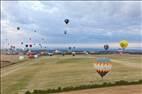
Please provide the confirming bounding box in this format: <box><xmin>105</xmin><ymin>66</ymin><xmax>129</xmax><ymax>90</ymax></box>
<box><xmin>94</xmin><ymin>57</ymin><xmax>112</xmax><ymax>78</ymax></box>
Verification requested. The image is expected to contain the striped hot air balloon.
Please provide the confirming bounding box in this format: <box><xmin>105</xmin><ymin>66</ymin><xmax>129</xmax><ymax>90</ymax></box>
<box><xmin>94</xmin><ymin>57</ymin><xmax>112</xmax><ymax>78</ymax></box>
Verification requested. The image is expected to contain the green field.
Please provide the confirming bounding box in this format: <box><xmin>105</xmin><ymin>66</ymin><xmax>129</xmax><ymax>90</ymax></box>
<box><xmin>1</xmin><ymin>54</ymin><xmax>142</xmax><ymax>94</ymax></box>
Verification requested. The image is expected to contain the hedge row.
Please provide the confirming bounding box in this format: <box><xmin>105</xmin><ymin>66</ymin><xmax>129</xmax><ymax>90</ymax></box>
<box><xmin>25</xmin><ymin>80</ymin><xmax>142</xmax><ymax>94</ymax></box>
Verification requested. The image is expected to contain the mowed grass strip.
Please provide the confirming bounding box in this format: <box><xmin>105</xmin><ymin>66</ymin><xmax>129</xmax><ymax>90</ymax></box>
<box><xmin>1</xmin><ymin>55</ymin><xmax>142</xmax><ymax>94</ymax></box>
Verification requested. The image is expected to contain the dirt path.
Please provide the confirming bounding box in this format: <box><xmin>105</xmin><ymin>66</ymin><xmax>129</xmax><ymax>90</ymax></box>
<box><xmin>59</xmin><ymin>85</ymin><xmax>142</xmax><ymax>94</ymax></box>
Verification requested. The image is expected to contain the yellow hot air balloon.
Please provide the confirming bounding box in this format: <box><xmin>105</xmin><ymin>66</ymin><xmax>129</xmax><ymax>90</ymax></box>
<box><xmin>120</xmin><ymin>40</ymin><xmax>128</xmax><ymax>49</ymax></box>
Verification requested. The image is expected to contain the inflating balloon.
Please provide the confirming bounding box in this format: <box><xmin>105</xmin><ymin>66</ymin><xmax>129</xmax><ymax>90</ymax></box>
<box><xmin>19</xmin><ymin>56</ymin><xmax>24</xmax><ymax>60</ymax></box>
<box><xmin>104</xmin><ymin>44</ymin><xmax>109</xmax><ymax>51</ymax></box>
<box><xmin>64</xmin><ymin>19</ymin><xmax>69</xmax><ymax>24</ymax></box>
<box><xmin>120</xmin><ymin>40</ymin><xmax>128</xmax><ymax>49</ymax></box>
<box><xmin>34</xmin><ymin>55</ymin><xmax>38</xmax><ymax>58</ymax></box>
<box><xmin>94</xmin><ymin>57</ymin><xmax>112</xmax><ymax>78</ymax></box>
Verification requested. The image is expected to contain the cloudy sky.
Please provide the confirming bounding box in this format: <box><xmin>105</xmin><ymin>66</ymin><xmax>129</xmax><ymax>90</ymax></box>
<box><xmin>1</xmin><ymin>1</ymin><xmax>142</xmax><ymax>48</ymax></box>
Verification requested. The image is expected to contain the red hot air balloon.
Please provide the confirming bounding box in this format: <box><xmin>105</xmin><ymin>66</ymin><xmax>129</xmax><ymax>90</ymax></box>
<box><xmin>25</xmin><ymin>44</ymin><xmax>28</xmax><ymax>47</ymax></box>
<box><xmin>29</xmin><ymin>44</ymin><xmax>32</xmax><ymax>48</ymax></box>
<box><xmin>64</xmin><ymin>30</ymin><xmax>67</xmax><ymax>35</ymax></box>
<box><xmin>27</xmin><ymin>51</ymin><xmax>35</xmax><ymax>59</ymax></box>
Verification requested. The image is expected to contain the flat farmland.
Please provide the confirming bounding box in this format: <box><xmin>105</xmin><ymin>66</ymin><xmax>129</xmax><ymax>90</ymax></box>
<box><xmin>1</xmin><ymin>54</ymin><xmax>142</xmax><ymax>94</ymax></box>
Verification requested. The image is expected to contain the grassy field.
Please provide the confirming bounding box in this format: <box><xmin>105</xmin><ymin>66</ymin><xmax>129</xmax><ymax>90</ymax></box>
<box><xmin>1</xmin><ymin>54</ymin><xmax>142</xmax><ymax>94</ymax></box>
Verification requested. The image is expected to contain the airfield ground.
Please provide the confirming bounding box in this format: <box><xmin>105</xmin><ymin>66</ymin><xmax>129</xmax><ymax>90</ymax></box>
<box><xmin>1</xmin><ymin>54</ymin><xmax>142</xmax><ymax>94</ymax></box>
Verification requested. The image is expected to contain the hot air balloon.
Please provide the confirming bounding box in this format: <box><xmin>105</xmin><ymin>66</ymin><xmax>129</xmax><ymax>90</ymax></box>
<box><xmin>64</xmin><ymin>30</ymin><xmax>67</xmax><ymax>35</ymax></box>
<box><xmin>64</xmin><ymin>19</ymin><xmax>69</xmax><ymax>24</ymax></box>
<box><xmin>17</xmin><ymin>27</ymin><xmax>20</xmax><ymax>30</ymax></box>
<box><xmin>29</xmin><ymin>44</ymin><xmax>32</xmax><ymax>48</ymax></box>
<box><xmin>120</xmin><ymin>40</ymin><xmax>128</xmax><ymax>49</ymax></box>
<box><xmin>25</xmin><ymin>44</ymin><xmax>28</xmax><ymax>48</ymax></box>
<box><xmin>68</xmin><ymin>47</ymin><xmax>72</xmax><ymax>50</ymax></box>
<box><xmin>19</xmin><ymin>56</ymin><xmax>24</xmax><ymax>60</ymax></box>
<box><xmin>94</xmin><ymin>57</ymin><xmax>112</xmax><ymax>78</ymax></box>
<box><xmin>104</xmin><ymin>44</ymin><xmax>109</xmax><ymax>51</ymax></box>
<box><xmin>21</xmin><ymin>42</ymin><xmax>23</xmax><ymax>45</ymax></box>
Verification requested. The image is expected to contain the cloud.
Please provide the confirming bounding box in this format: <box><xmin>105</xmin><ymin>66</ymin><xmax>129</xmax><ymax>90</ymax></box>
<box><xmin>1</xmin><ymin>1</ymin><xmax>141</xmax><ymax>48</ymax></box>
